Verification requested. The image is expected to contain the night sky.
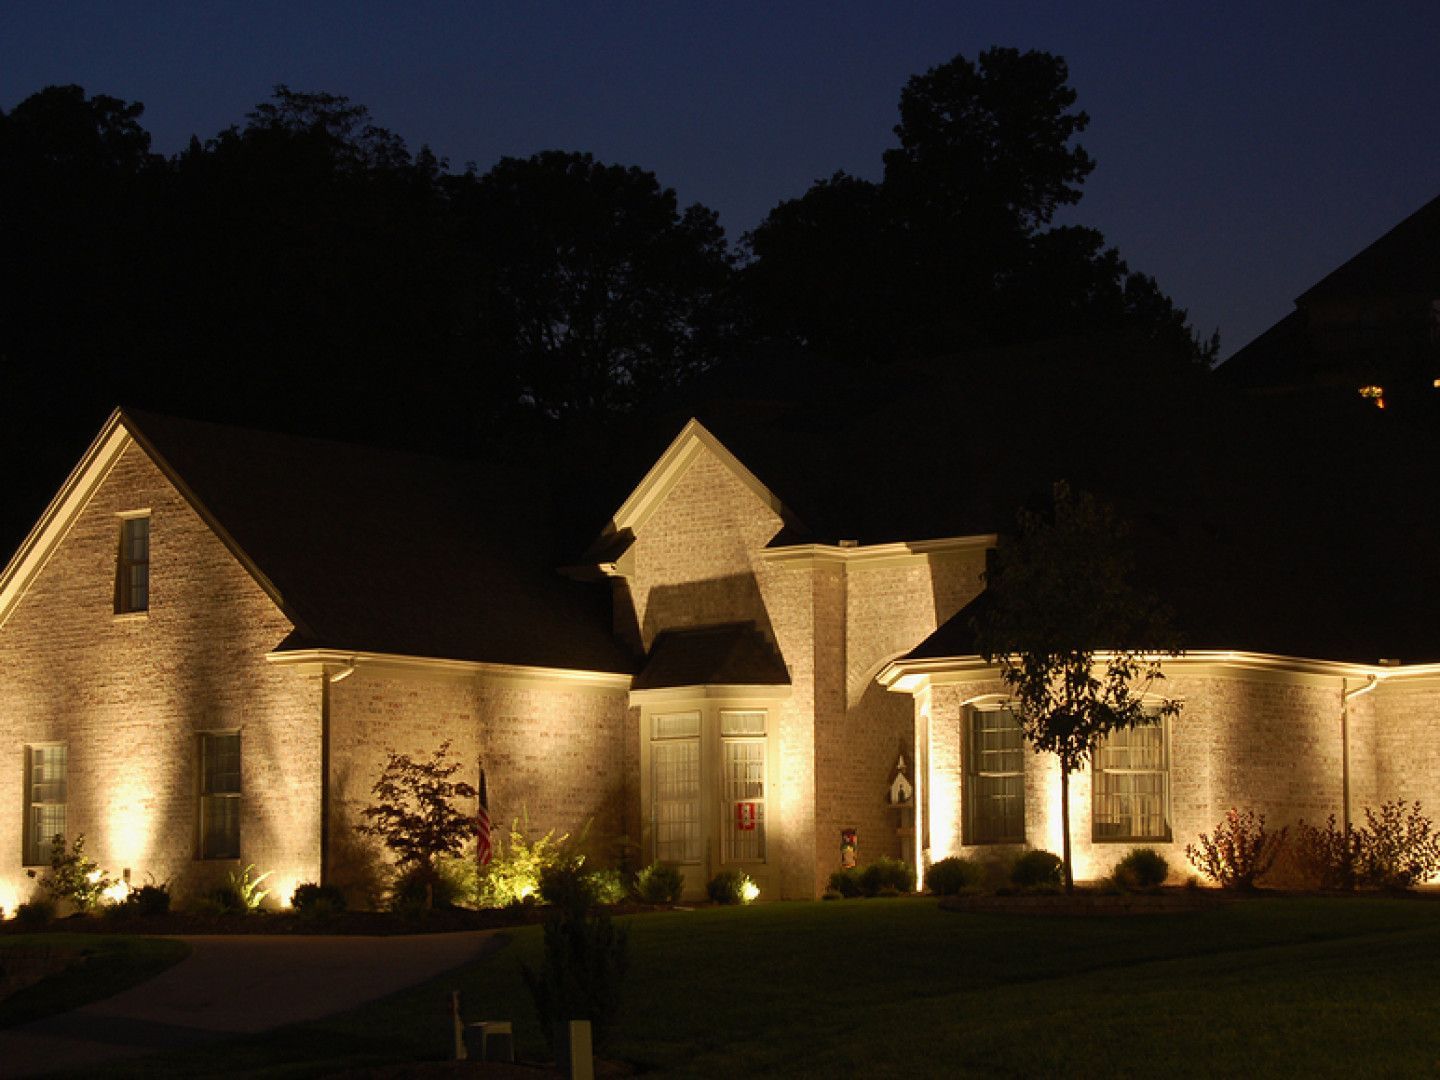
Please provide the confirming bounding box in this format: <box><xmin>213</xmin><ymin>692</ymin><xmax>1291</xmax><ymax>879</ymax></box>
<box><xmin>5</xmin><ymin>1</ymin><xmax>1440</xmax><ymax>358</ymax></box>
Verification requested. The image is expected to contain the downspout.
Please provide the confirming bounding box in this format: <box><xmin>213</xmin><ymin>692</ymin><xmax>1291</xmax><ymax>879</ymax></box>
<box><xmin>1340</xmin><ymin>674</ymin><xmax>1380</xmax><ymax>831</ymax></box>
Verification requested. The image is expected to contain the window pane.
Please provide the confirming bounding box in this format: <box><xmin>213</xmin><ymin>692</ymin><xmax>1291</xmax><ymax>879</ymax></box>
<box><xmin>968</xmin><ymin>708</ymin><xmax>1025</xmax><ymax>844</ymax></box>
<box><xmin>116</xmin><ymin>516</ymin><xmax>150</xmax><ymax>613</ymax></box>
<box><xmin>652</xmin><ymin>738</ymin><xmax>701</xmax><ymax>863</ymax></box>
<box><xmin>652</xmin><ymin>712</ymin><xmax>700</xmax><ymax>739</ymax></box>
<box><xmin>725</xmin><ymin>739</ymin><xmax>765</xmax><ymax>861</ymax></box>
<box><xmin>200</xmin><ymin>796</ymin><xmax>241</xmax><ymax>859</ymax></box>
<box><xmin>720</xmin><ymin>710</ymin><xmax>765</xmax><ymax>736</ymax></box>
<box><xmin>202</xmin><ymin>733</ymin><xmax>241</xmax><ymax>795</ymax></box>
<box><xmin>26</xmin><ymin>745</ymin><xmax>68</xmax><ymax>866</ymax></box>
<box><xmin>1094</xmin><ymin>716</ymin><xmax>1169</xmax><ymax>840</ymax></box>
<box><xmin>199</xmin><ymin>733</ymin><xmax>242</xmax><ymax>859</ymax></box>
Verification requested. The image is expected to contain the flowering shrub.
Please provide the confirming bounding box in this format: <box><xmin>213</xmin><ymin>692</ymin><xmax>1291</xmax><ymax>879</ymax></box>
<box><xmin>1186</xmin><ymin>808</ymin><xmax>1286</xmax><ymax>889</ymax></box>
<box><xmin>1356</xmin><ymin>800</ymin><xmax>1440</xmax><ymax>890</ymax></box>
<box><xmin>1293</xmin><ymin>814</ymin><xmax>1361</xmax><ymax>890</ymax></box>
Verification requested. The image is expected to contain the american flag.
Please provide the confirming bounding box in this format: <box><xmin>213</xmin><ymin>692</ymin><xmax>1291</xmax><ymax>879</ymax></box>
<box><xmin>476</xmin><ymin>767</ymin><xmax>492</xmax><ymax>867</ymax></box>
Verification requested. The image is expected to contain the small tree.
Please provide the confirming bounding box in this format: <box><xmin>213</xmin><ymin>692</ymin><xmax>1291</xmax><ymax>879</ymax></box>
<box><xmin>355</xmin><ymin>740</ymin><xmax>478</xmax><ymax>908</ymax></box>
<box><xmin>976</xmin><ymin>482</ymin><xmax>1181</xmax><ymax>891</ymax></box>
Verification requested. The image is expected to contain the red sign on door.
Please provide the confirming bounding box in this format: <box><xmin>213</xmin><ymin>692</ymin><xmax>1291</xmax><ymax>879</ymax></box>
<box><xmin>736</xmin><ymin>802</ymin><xmax>757</xmax><ymax>830</ymax></box>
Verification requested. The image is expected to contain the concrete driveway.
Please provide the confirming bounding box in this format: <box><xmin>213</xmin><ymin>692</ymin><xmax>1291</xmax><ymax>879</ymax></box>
<box><xmin>0</xmin><ymin>930</ymin><xmax>502</xmax><ymax>1077</ymax></box>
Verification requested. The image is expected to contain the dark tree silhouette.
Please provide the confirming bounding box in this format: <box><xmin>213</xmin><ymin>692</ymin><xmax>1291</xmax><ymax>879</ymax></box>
<box><xmin>466</xmin><ymin>150</ymin><xmax>738</xmax><ymax>419</ymax></box>
<box><xmin>745</xmin><ymin>48</ymin><xmax>1214</xmax><ymax>366</ymax></box>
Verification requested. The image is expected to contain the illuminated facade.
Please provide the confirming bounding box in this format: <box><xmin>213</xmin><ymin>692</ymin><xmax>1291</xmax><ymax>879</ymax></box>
<box><xmin>3</xmin><ymin>410</ymin><xmax>1439</xmax><ymax>910</ymax></box>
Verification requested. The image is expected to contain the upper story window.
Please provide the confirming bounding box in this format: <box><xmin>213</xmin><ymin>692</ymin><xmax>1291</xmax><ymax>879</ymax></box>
<box><xmin>1092</xmin><ymin>712</ymin><xmax>1170</xmax><ymax>842</ymax></box>
<box><xmin>965</xmin><ymin>705</ymin><xmax>1025</xmax><ymax>845</ymax></box>
<box><xmin>115</xmin><ymin>514</ymin><xmax>150</xmax><ymax>614</ymax></box>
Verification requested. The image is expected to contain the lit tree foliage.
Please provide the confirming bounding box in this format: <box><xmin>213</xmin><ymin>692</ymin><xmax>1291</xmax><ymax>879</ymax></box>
<box><xmin>976</xmin><ymin>482</ymin><xmax>1181</xmax><ymax>891</ymax></box>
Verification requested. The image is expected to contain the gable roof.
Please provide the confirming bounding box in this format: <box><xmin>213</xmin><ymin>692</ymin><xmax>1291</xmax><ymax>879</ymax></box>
<box><xmin>1</xmin><ymin>409</ymin><xmax>635</xmax><ymax>674</ymax></box>
<box><xmin>1299</xmin><ymin>191</ymin><xmax>1440</xmax><ymax>304</ymax></box>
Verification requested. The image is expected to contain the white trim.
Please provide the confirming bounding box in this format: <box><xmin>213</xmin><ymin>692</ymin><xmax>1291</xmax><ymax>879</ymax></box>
<box><xmin>759</xmin><ymin>534</ymin><xmax>997</xmax><ymax>568</ymax></box>
<box><xmin>629</xmin><ymin>683</ymin><xmax>793</xmax><ymax>707</ymax></box>
<box><xmin>265</xmin><ymin>647</ymin><xmax>633</xmax><ymax>691</ymax></box>
<box><xmin>585</xmin><ymin>420</ymin><xmax>792</xmax><ymax>570</ymax></box>
<box><xmin>0</xmin><ymin>412</ymin><xmax>131</xmax><ymax>631</ymax></box>
<box><xmin>879</xmin><ymin>648</ymin><xmax>1440</xmax><ymax>695</ymax></box>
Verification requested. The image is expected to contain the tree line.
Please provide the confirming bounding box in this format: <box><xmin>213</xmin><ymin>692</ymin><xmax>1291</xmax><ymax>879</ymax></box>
<box><xmin>1</xmin><ymin>50</ymin><xmax>1211</xmax><ymax>441</ymax></box>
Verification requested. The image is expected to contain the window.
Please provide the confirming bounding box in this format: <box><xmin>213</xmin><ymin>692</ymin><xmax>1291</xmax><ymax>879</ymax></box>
<box><xmin>721</xmin><ymin>710</ymin><xmax>765</xmax><ymax>862</ymax></box>
<box><xmin>966</xmin><ymin>706</ymin><xmax>1024</xmax><ymax>844</ymax></box>
<box><xmin>115</xmin><ymin>515</ymin><xmax>150</xmax><ymax>613</ymax></box>
<box><xmin>199</xmin><ymin>732</ymin><xmax>241</xmax><ymax>859</ymax></box>
<box><xmin>1093</xmin><ymin>713</ymin><xmax>1170</xmax><ymax>842</ymax></box>
<box><xmin>25</xmin><ymin>745</ymin><xmax>67</xmax><ymax>866</ymax></box>
<box><xmin>651</xmin><ymin>713</ymin><xmax>701</xmax><ymax>864</ymax></box>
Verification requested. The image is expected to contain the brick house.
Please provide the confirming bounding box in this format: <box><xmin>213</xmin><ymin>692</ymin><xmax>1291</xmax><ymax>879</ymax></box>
<box><xmin>2</xmin><ymin>407</ymin><xmax>1438</xmax><ymax>909</ymax></box>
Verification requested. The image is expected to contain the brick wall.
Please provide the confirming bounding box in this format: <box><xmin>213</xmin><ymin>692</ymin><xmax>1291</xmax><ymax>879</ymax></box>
<box><xmin>0</xmin><ymin>441</ymin><xmax>320</xmax><ymax>910</ymax></box>
<box><xmin>915</xmin><ymin>668</ymin><xmax>1384</xmax><ymax>884</ymax></box>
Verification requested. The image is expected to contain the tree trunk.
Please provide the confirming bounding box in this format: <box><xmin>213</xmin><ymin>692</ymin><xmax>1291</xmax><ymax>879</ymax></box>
<box><xmin>1060</xmin><ymin>766</ymin><xmax>1074</xmax><ymax>893</ymax></box>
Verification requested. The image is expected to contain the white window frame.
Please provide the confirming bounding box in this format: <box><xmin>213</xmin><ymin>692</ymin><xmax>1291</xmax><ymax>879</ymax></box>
<box><xmin>24</xmin><ymin>744</ymin><xmax>67</xmax><ymax>867</ymax></box>
<box><xmin>1092</xmin><ymin>711</ymin><xmax>1171</xmax><ymax>843</ymax></box>
<box><xmin>199</xmin><ymin>730</ymin><xmax>242</xmax><ymax>860</ymax></box>
<box><xmin>114</xmin><ymin>511</ymin><xmax>151</xmax><ymax>615</ymax></box>
<box><xmin>650</xmin><ymin>712</ymin><xmax>702</xmax><ymax>865</ymax></box>
<box><xmin>965</xmin><ymin>705</ymin><xmax>1025</xmax><ymax>845</ymax></box>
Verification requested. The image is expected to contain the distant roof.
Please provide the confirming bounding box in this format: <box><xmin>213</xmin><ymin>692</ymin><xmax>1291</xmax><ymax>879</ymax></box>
<box><xmin>1221</xmin><ymin>191</ymin><xmax>1440</xmax><ymax>386</ymax></box>
<box><xmin>1299</xmin><ymin>192</ymin><xmax>1440</xmax><ymax>303</ymax></box>
<box><xmin>633</xmin><ymin>623</ymin><xmax>790</xmax><ymax>690</ymax></box>
<box><xmin>123</xmin><ymin>409</ymin><xmax>634</xmax><ymax>674</ymax></box>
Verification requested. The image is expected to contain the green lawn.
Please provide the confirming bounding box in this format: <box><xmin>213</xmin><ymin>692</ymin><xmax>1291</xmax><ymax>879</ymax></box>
<box><xmin>81</xmin><ymin>896</ymin><xmax>1440</xmax><ymax>1077</ymax></box>
<box><xmin>0</xmin><ymin>934</ymin><xmax>189</xmax><ymax>1030</ymax></box>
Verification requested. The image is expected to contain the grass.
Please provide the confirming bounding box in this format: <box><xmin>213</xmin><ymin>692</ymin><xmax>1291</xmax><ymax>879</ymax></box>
<box><xmin>60</xmin><ymin>896</ymin><xmax>1440</xmax><ymax>1077</ymax></box>
<box><xmin>0</xmin><ymin>933</ymin><xmax>189</xmax><ymax>1030</ymax></box>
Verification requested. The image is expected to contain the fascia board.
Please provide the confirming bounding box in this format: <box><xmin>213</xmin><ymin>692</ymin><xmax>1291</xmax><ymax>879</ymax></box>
<box><xmin>591</xmin><ymin>419</ymin><xmax>794</xmax><ymax>552</ymax></box>
<box><xmin>267</xmin><ymin>647</ymin><xmax>633</xmax><ymax>691</ymax></box>
<box><xmin>0</xmin><ymin>411</ymin><xmax>130</xmax><ymax>630</ymax></box>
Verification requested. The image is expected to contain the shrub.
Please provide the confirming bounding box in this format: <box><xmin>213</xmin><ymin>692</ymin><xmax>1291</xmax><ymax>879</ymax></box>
<box><xmin>14</xmin><ymin>900</ymin><xmax>55</xmax><ymax>926</ymax></box>
<box><xmin>821</xmin><ymin>888</ymin><xmax>843</xmax><ymax>901</ymax></box>
<box><xmin>827</xmin><ymin>867</ymin><xmax>863</xmax><ymax>897</ymax></box>
<box><xmin>1186</xmin><ymin>808</ymin><xmax>1286</xmax><ymax>889</ymax></box>
<box><xmin>635</xmin><ymin>862</ymin><xmax>684</xmax><ymax>904</ymax></box>
<box><xmin>539</xmin><ymin>863</ymin><xmax>595</xmax><ymax>909</ymax></box>
<box><xmin>291</xmin><ymin>882</ymin><xmax>347</xmax><ymax>917</ymax></box>
<box><xmin>227</xmin><ymin>864</ymin><xmax>273</xmax><ymax>911</ymax></box>
<box><xmin>389</xmin><ymin>864</ymin><xmax>465</xmax><ymax>912</ymax></box>
<box><xmin>522</xmin><ymin>898</ymin><xmax>629</xmax><ymax>1056</ymax></box>
<box><xmin>859</xmin><ymin>856</ymin><xmax>915</xmax><ymax>896</ymax></box>
<box><xmin>587</xmin><ymin>868</ymin><xmax>628</xmax><ymax>906</ymax></box>
<box><xmin>121</xmin><ymin>882</ymin><xmax>172</xmax><ymax>917</ymax></box>
<box><xmin>1356</xmin><ymin>799</ymin><xmax>1440</xmax><ymax>890</ymax></box>
<box><xmin>1010</xmin><ymin>850</ymin><xmax>1065</xmax><ymax>889</ymax></box>
<box><xmin>926</xmin><ymin>856</ymin><xmax>983</xmax><ymax>895</ymax></box>
<box><xmin>26</xmin><ymin>834</ymin><xmax>114</xmax><ymax>912</ymax></box>
<box><xmin>1114</xmin><ymin>848</ymin><xmax>1170</xmax><ymax>891</ymax></box>
<box><xmin>476</xmin><ymin>821</ymin><xmax>571</xmax><ymax>908</ymax></box>
<box><xmin>1293</xmin><ymin>814</ymin><xmax>1360</xmax><ymax>890</ymax></box>
<box><xmin>706</xmin><ymin>868</ymin><xmax>757</xmax><ymax>905</ymax></box>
